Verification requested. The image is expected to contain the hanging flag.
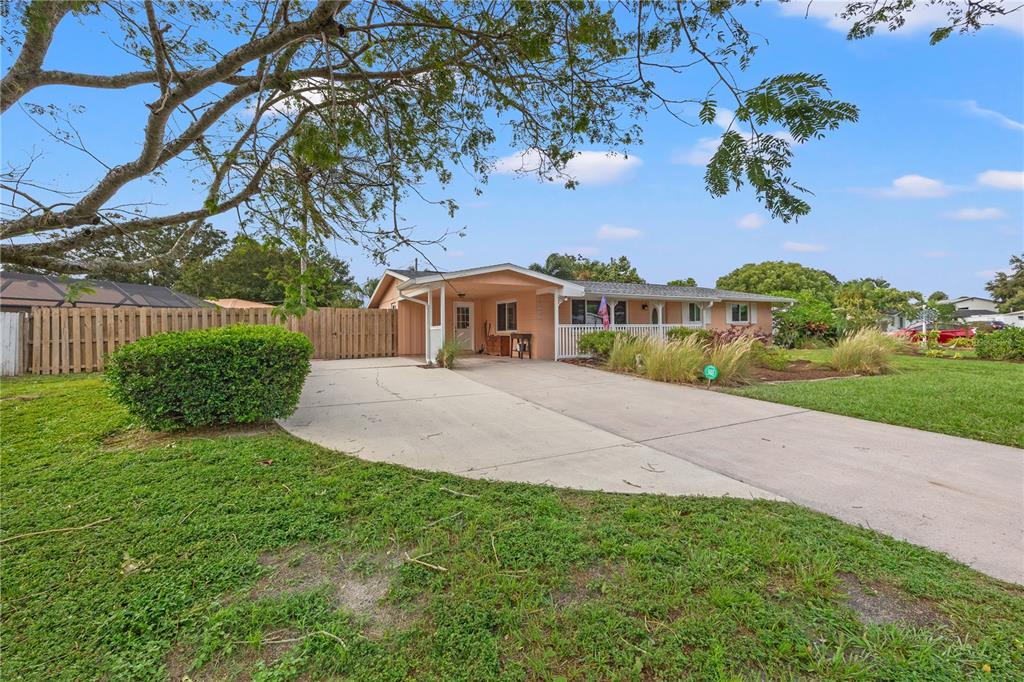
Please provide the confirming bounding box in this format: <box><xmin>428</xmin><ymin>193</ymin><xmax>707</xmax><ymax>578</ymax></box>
<box><xmin>598</xmin><ymin>295</ymin><xmax>610</xmax><ymax>330</ymax></box>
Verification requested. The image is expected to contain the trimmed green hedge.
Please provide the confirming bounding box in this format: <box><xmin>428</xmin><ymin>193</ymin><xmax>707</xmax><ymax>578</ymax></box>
<box><xmin>975</xmin><ymin>327</ymin><xmax>1024</xmax><ymax>361</ymax></box>
<box><xmin>665</xmin><ymin>327</ymin><xmax>712</xmax><ymax>344</ymax></box>
<box><xmin>106</xmin><ymin>325</ymin><xmax>313</xmax><ymax>430</ymax></box>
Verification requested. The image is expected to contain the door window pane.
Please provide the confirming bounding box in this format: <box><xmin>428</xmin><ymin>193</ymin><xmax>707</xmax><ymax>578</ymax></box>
<box><xmin>456</xmin><ymin>306</ymin><xmax>470</xmax><ymax>329</ymax></box>
<box><xmin>613</xmin><ymin>301</ymin><xmax>627</xmax><ymax>324</ymax></box>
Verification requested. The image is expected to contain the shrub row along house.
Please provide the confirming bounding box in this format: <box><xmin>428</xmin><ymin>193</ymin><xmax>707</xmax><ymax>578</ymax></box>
<box><xmin>368</xmin><ymin>263</ymin><xmax>792</xmax><ymax>361</ymax></box>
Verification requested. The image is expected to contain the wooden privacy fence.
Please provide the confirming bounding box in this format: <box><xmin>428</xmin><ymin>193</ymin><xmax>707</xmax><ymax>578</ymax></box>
<box><xmin>21</xmin><ymin>306</ymin><xmax>397</xmax><ymax>375</ymax></box>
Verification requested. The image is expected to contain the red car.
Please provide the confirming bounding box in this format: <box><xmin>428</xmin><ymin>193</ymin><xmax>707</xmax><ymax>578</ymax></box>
<box><xmin>893</xmin><ymin>323</ymin><xmax>975</xmax><ymax>344</ymax></box>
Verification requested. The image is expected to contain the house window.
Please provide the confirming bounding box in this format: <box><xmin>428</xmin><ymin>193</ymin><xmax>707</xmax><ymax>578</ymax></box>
<box><xmin>571</xmin><ymin>299</ymin><xmax>603</xmax><ymax>324</ymax></box>
<box><xmin>613</xmin><ymin>301</ymin><xmax>627</xmax><ymax>324</ymax></box>
<box><xmin>688</xmin><ymin>303</ymin><xmax>702</xmax><ymax>323</ymax></box>
<box><xmin>727</xmin><ymin>303</ymin><xmax>749</xmax><ymax>324</ymax></box>
<box><xmin>497</xmin><ymin>301</ymin><xmax>517</xmax><ymax>331</ymax></box>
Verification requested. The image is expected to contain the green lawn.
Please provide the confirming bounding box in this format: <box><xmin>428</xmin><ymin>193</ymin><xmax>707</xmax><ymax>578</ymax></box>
<box><xmin>3</xmin><ymin>376</ymin><xmax>1023</xmax><ymax>681</ymax></box>
<box><xmin>728</xmin><ymin>351</ymin><xmax>1024</xmax><ymax>448</ymax></box>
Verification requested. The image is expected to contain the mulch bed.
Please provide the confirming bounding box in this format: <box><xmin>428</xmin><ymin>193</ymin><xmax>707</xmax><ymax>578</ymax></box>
<box><xmin>565</xmin><ymin>357</ymin><xmax>854</xmax><ymax>384</ymax></box>
<box><xmin>750</xmin><ymin>360</ymin><xmax>852</xmax><ymax>383</ymax></box>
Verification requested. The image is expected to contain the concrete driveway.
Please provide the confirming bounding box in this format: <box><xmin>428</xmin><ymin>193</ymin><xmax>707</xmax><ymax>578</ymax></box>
<box><xmin>280</xmin><ymin>356</ymin><xmax>1023</xmax><ymax>584</ymax></box>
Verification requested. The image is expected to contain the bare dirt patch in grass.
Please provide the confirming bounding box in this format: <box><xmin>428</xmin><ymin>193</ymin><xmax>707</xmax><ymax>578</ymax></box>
<box><xmin>165</xmin><ymin>628</ymin><xmax>300</xmax><ymax>682</ymax></box>
<box><xmin>101</xmin><ymin>423</ymin><xmax>280</xmax><ymax>451</ymax></box>
<box><xmin>552</xmin><ymin>561</ymin><xmax>621</xmax><ymax>607</ymax></box>
<box><xmin>253</xmin><ymin>543</ymin><xmax>414</xmax><ymax>637</ymax></box>
<box><xmin>837</xmin><ymin>573</ymin><xmax>947</xmax><ymax>628</ymax></box>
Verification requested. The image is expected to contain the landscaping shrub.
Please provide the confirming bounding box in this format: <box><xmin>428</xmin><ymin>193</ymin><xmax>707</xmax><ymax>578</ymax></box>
<box><xmin>106</xmin><ymin>325</ymin><xmax>313</xmax><ymax>430</ymax></box>
<box><xmin>577</xmin><ymin>330</ymin><xmax>620</xmax><ymax>359</ymax></box>
<box><xmin>975</xmin><ymin>327</ymin><xmax>1024</xmax><ymax>361</ymax></box>
<box><xmin>706</xmin><ymin>337</ymin><xmax>755</xmax><ymax>384</ymax></box>
<box><xmin>711</xmin><ymin>326</ymin><xmax>773</xmax><ymax>348</ymax></box>
<box><xmin>639</xmin><ymin>336</ymin><xmax>706</xmax><ymax>383</ymax></box>
<box><xmin>944</xmin><ymin>336</ymin><xmax>974</xmax><ymax>350</ymax></box>
<box><xmin>435</xmin><ymin>339</ymin><xmax>460</xmax><ymax>368</ymax></box>
<box><xmin>750</xmin><ymin>343</ymin><xmax>790</xmax><ymax>370</ymax></box>
<box><xmin>665</xmin><ymin>327</ymin><xmax>712</xmax><ymax>345</ymax></box>
<box><xmin>830</xmin><ymin>328</ymin><xmax>894</xmax><ymax>375</ymax></box>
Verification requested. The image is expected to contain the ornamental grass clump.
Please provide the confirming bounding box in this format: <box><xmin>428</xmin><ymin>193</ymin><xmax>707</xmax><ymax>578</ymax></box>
<box><xmin>607</xmin><ymin>333</ymin><xmax>646</xmax><ymax>372</ymax></box>
<box><xmin>106</xmin><ymin>324</ymin><xmax>313</xmax><ymax>431</ymax></box>
<box><xmin>831</xmin><ymin>328</ymin><xmax>894</xmax><ymax>375</ymax></box>
<box><xmin>640</xmin><ymin>336</ymin><xmax>706</xmax><ymax>383</ymax></box>
<box><xmin>706</xmin><ymin>336</ymin><xmax>755</xmax><ymax>384</ymax></box>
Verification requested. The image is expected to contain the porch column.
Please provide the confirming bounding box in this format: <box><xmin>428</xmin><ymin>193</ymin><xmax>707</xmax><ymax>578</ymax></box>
<box><xmin>426</xmin><ymin>288</ymin><xmax>433</xmax><ymax>363</ymax></box>
<box><xmin>440</xmin><ymin>284</ymin><xmax>446</xmax><ymax>348</ymax></box>
<box><xmin>553</xmin><ymin>293</ymin><xmax>561</xmax><ymax>359</ymax></box>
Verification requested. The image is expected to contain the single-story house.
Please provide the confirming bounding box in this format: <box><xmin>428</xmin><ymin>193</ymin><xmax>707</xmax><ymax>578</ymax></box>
<box><xmin>0</xmin><ymin>271</ymin><xmax>210</xmax><ymax>313</ymax></box>
<box><xmin>367</xmin><ymin>263</ymin><xmax>792</xmax><ymax>361</ymax></box>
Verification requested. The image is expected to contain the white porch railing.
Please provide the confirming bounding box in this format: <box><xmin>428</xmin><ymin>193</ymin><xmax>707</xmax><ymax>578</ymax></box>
<box><xmin>556</xmin><ymin>323</ymin><xmax>701</xmax><ymax>359</ymax></box>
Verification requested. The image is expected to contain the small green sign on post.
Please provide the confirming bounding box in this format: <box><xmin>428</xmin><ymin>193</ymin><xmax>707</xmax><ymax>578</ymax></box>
<box><xmin>703</xmin><ymin>364</ymin><xmax>718</xmax><ymax>388</ymax></box>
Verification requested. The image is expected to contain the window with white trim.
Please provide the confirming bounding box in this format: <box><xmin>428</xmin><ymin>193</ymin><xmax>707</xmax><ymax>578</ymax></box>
<box><xmin>571</xmin><ymin>299</ymin><xmax>603</xmax><ymax>324</ymax></box>
<box><xmin>497</xmin><ymin>301</ymin><xmax>517</xmax><ymax>331</ymax></box>
<box><xmin>727</xmin><ymin>303</ymin><xmax>750</xmax><ymax>324</ymax></box>
<box><xmin>687</xmin><ymin>303</ymin><xmax>702</xmax><ymax>323</ymax></box>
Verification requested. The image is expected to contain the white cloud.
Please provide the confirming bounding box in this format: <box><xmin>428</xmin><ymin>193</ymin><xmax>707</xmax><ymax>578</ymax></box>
<box><xmin>778</xmin><ymin>2</ymin><xmax>1024</xmax><ymax>37</ymax></box>
<box><xmin>596</xmin><ymin>224</ymin><xmax>641</xmax><ymax>240</ymax></box>
<box><xmin>943</xmin><ymin>207</ymin><xmax>1008</xmax><ymax>221</ymax></box>
<box><xmin>737</xmin><ymin>213</ymin><xmax>766</xmax><ymax>230</ymax></box>
<box><xmin>556</xmin><ymin>245</ymin><xmax>599</xmax><ymax>257</ymax></box>
<box><xmin>671</xmin><ymin>137</ymin><xmax>722</xmax><ymax>166</ymax></box>
<box><xmin>976</xmin><ymin>268</ymin><xmax>1007</xmax><ymax>279</ymax></box>
<box><xmin>878</xmin><ymin>174</ymin><xmax>953</xmax><ymax>198</ymax></box>
<box><xmin>783</xmin><ymin>241</ymin><xmax>828</xmax><ymax>253</ymax></box>
<box><xmin>956</xmin><ymin>100</ymin><xmax>1024</xmax><ymax>132</ymax></box>
<box><xmin>493</xmin><ymin>149</ymin><xmax>641</xmax><ymax>186</ymax></box>
<box><xmin>977</xmin><ymin>170</ymin><xmax>1024</xmax><ymax>190</ymax></box>
<box><xmin>924</xmin><ymin>250</ymin><xmax>950</xmax><ymax>258</ymax></box>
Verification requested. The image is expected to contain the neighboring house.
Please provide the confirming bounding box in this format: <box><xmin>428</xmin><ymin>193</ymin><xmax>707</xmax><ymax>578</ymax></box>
<box><xmin>942</xmin><ymin>296</ymin><xmax>998</xmax><ymax>315</ymax></box>
<box><xmin>962</xmin><ymin>310</ymin><xmax>1024</xmax><ymax>328</ymax></box>
<box><xmin>207</xmin><ymin>298</ymin><xmax>274</xmax><ymax>308</ymax></box>
<box><xmin>0</xmin><ymin>272</ymin><xmax>210</xmax><ymax>313</ymax></box>
<box><xmin>367</xmin><ymin>263</ymin><xmax>791</xmax><ymax>361</ymax></box>
<box><xmin>883</xmin><ymin>296</ymin><xmax>1001</xmax><ymax>332</ymax></box>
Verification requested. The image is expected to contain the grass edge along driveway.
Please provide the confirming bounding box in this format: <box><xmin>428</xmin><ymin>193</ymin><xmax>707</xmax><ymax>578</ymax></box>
<box><xmin>2</xmin><ymin>374</ymin><xmax>1023</xmax><ymax>680</ymax></box>
<box><xmin>727</xmin><ymin>351</ymin><xmax>1024</xmax><ymax>448</ymax></box>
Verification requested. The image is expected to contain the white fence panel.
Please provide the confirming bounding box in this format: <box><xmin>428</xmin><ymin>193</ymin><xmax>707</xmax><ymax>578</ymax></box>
<box><xmin>556</xmin><ymin>323</ymin><xmax>700</xmax><ymax>359</ymax></box>
<box><xmin>1</xmin><ymin>312</ymin><xmax>22</xmax><ymax>376</ymax></box>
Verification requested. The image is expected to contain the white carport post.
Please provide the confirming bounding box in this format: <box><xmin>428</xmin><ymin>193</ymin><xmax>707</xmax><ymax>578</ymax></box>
<box><xmin>553</xmin><ymin>292</ymin><xmax>561</xmax><ymax>359</ymax></box>
<box><xmin>439</xmin><ymin>284</ymin><xmax>446</xmax><ymax>349</ymax></box>
<box><xmin>425</xmin><ymin>288</ymin><xmax>433</xmax><ymax>364</ymax></box>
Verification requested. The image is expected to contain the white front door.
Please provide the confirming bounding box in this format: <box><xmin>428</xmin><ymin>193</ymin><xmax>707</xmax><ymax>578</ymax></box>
<box><xmin>454</xmin><ymin>302</ymin><xmax>474</xmax><ymax>351</ymax></box>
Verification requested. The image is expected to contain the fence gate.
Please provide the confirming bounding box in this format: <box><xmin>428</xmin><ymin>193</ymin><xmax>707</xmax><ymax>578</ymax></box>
<box><xmin>1</xmin><ymin>312</ymin><xmax>24</xmax><ymax>376</ymax></box>
<box><xmin>22</xmin><ymin>306</ymin><xmax>398</xmax><ymax>375</ymax></box>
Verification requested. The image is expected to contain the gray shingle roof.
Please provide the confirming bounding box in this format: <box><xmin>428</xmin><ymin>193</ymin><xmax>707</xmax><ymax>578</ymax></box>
<box><xmin>570</xmin><ymin>280</ymin><xmax>791</xmax><ymax>302</ymax></box>
<box><xmin>0</xmin><ymin>271</ymin><xmax>211</xmax><ymax>309</ymax></box>
<box><xmin>388</xmin><ymin>268</ymin><xmax>440</xmax><ymax>279</ymax></box>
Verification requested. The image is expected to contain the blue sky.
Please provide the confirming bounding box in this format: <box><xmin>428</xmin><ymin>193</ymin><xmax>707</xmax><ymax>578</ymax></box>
<box><xmin>3</xmin><ymin>2</ymin><xmax>1022</xmax><ymax>297</ymax></box>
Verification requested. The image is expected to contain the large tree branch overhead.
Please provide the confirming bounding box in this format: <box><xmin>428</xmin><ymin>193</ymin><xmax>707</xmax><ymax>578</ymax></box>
<box><xmin>1</xmin><ymin>0</ymin><xmax>996</xmax><ymax>276</ymax></box>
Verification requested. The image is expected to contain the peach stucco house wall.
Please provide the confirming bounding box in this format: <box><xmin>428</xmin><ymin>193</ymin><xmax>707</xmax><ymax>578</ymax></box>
<box><xmin>369</xmin><ymin>263</ymin><xmax>791</xmax><ymax>362</ymax></box>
